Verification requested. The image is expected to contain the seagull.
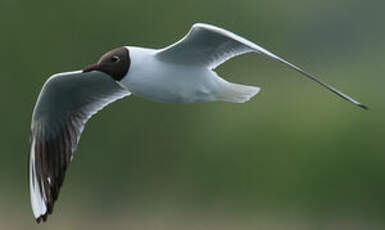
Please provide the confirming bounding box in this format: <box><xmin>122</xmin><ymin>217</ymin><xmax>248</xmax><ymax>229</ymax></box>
<box><xmin>29</xmin><ymin>23</ymin><xmax>367</xmax><ymax>223</ymax></box>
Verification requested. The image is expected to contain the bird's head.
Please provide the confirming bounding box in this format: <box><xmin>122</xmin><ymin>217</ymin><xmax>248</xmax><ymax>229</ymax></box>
<box><xmin>83</xmin><ymin>47</ymin><xmax>130</xmax><ymax>81</ymax></box>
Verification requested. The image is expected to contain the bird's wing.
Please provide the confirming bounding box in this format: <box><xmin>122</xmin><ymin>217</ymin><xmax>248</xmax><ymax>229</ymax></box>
<box><xmin>29</xmin><ymin>70</ymin><xmax>131</xmax><ymax>223</ymax></box>
<box><xmin>156</xmin><ymin>23</ymin><xmax>367</xmax><ymax>109</ymax></box>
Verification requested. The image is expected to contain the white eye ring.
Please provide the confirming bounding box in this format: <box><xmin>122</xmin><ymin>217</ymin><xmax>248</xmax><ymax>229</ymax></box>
<box><xmin>111</xmin><ymin>56</ymin><xmax>120</xmax><ymax>63</ymax></box>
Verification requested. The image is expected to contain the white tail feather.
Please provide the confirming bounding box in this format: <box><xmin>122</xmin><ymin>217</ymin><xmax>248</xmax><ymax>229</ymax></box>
<box><xmin>217</xmin><ymin>81</ymin><xmax>261</xmax><ymax>103</ymax></box>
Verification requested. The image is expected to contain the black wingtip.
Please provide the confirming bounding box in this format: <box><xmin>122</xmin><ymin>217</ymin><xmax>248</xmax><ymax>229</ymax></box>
<box><xmin>358</xmin><ymin>104</ymin><xmax>369</xmax><ymax>110</ymax></box>
<box><xmin>35</xmin><ymin>200</ymin><xmax>55</xmax><ymax>223</ymax></box>
<box><xmin>36</xmin><ymin>213</ymin><xmax>48</xmax><ymax>224</ymax></box>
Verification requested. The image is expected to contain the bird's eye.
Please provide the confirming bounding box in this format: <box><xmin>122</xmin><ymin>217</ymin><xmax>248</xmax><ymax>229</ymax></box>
<box><xmin>110</xmin><ymin>56</ymin><xmax>120</xmax><ymax>63</ymax></box>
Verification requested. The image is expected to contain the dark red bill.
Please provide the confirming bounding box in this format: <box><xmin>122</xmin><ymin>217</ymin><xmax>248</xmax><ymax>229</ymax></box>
<box><xmin>83</xmin><ymin>63</ymin><xmax>100</xmax><ymax>73</ymax></box>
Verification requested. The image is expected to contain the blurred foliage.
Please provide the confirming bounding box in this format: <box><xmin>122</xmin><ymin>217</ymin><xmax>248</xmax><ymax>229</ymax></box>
<box><xmin>0</xmin><ymin>0</ymin><xmax>384</xmax><ymax>229</ymax></box>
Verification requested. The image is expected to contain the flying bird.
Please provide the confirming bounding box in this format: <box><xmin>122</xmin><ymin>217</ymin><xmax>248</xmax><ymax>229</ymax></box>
<box><xmin>29</xmin><ymin>23</ymin><xmax>367</xmax><ymax>223</ymax></box>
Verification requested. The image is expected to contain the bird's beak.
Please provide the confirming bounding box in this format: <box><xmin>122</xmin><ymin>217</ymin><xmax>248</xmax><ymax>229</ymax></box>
<box><xmin>83</xmin><ymin>63</ymin><xmax>100</xmax><ymax>73</ymax></box>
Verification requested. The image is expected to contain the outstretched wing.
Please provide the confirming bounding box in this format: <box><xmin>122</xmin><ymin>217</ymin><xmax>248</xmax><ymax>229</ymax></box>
<box><xmin>29</xmin><ymin>70</ymin><xmax>131</xmax><ymax>223</ymax></box>
<box><xmin>156</xmin><ymin>23</ymin><xmax>367</xmax><ymax>109</ymax></box>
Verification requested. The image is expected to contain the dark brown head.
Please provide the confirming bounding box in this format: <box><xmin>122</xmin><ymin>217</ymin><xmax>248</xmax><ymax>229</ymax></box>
<box><xmin>83</xmin><ymin>47</ymin><xmax>130</xmax><ymax>81</ymax></box>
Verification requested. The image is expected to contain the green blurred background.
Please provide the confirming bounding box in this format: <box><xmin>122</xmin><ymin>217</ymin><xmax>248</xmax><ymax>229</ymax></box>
<box><xmin>1</xmin><ymin>0</ymin><xmax>384</xmax><ymax>229</ymax></box>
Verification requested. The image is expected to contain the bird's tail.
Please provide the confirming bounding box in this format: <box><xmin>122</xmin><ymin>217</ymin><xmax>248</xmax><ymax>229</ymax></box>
<box><xmin>216</xmin><ymin>80</ymin><xmax>261</xmax><ymax>103</ymax></box>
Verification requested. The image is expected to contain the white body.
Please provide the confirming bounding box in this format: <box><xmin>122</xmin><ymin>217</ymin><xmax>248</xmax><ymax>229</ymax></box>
<box><xmin>119</xmin><ymin>23</ymin><xmax>364</xmax><ymax>108</ymax></box>
<box><xmin>121</xmin><ymin>46</ymin><xmax>259</xmax><ymax>104</ymax></box>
